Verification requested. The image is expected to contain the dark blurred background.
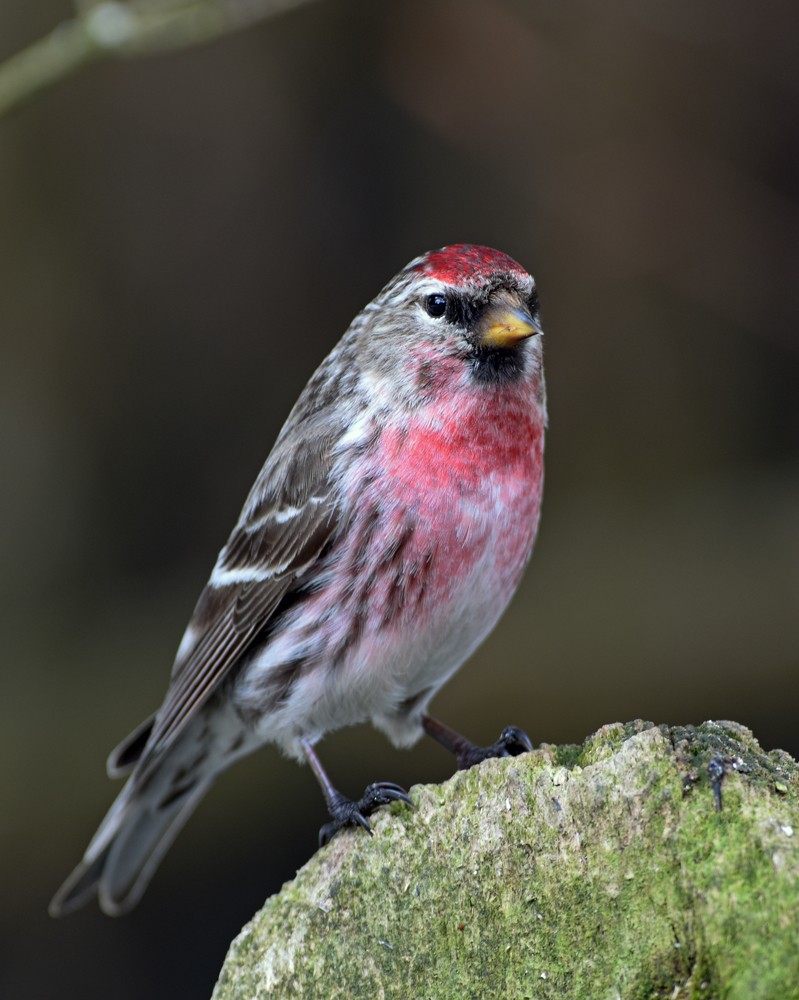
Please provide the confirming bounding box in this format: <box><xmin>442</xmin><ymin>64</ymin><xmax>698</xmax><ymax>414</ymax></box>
<box><xmin>1</xmin><ymin>0</ymin><xmax>797</xmax><ymax>996</ymax></box>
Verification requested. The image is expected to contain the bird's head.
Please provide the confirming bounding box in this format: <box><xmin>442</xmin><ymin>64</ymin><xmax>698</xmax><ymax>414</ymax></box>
<box><xmin>352</xmin><ymin>244</ymin><xmax>544</xmax><ymax>407</ymax></box>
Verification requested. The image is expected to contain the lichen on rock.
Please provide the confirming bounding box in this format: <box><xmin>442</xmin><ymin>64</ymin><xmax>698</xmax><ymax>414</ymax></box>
<box><xmin>213</xmin><ymin>721</ymin><xmax>799</xmax><ymax>999</ymax></box>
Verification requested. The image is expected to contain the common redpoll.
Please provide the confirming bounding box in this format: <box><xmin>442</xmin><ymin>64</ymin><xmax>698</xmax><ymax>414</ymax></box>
<box><xmin>50</xmin><ymin>244</ymin><xmax>546</xmax><ymax>917</ymax></box>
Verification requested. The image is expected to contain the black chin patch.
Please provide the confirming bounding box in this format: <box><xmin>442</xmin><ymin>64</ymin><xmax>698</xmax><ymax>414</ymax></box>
<box><xmin>470</xmin><ymin>344</ymin><xmax>527</xmax><ymax>385</ymax></box>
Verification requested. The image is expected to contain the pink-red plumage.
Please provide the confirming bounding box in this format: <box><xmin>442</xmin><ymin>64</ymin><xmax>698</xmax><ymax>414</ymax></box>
<box><xmin>369</xmin><ymin>377</ymin><xmax>543</xmax><ymax>599</ymax></box>
<box><xmin>415</xmin><ymin>243</ymin><xmax>530</xmax><ymax>284</ymax></box>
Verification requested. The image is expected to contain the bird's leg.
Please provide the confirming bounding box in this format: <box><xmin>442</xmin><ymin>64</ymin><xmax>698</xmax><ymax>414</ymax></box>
<box><xmin>422</xmin><ymin>715</ymin><xmax>533</xmax><ymax>771</ymax></box>
<box><xmin>300</xmin><ymin>739</ymin><xmax>412</xmax><ymax>846</ymax></box>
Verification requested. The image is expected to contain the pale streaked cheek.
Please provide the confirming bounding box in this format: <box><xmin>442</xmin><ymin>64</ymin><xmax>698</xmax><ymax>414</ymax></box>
<box><xmin>405</xmin><ymin>343</ymin><xmax>470</xmax><ymax>402</ymax></box>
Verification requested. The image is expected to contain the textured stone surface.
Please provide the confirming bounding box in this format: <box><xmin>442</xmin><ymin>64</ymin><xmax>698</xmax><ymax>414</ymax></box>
<box><xmin>213</xmin><ymin>721</ymin><xmax>799</xmax><ymax>999</ymax></box>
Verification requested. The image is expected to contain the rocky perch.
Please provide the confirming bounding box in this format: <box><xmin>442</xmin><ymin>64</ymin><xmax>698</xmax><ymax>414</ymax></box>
<box><xmin>213</xmin><ymin>721</ymin><xmax>798</xmax><ymax>999</ymax></box>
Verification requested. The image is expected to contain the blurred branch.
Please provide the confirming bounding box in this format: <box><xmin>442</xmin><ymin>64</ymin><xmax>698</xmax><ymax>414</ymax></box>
<box><xmin>0</xmin><ymin>0</ymin><xmax>321</xmax><ymax>118</ymax></box>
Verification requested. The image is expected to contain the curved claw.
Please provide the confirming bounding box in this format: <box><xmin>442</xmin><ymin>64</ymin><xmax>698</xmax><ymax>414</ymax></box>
<box><xmin>498</xmin><ymin>726</ymin><xmax>534</xmax><ymax>757</ymax></box>
<box><xmin>362</xmin><ymin>782</ymin><xmax>414</xmax><ymax>808</ymax></box>
<box><xmin>319</xmin><ymin>810</ymin><xmax>371</xmax><ymax>847</ymax></box>
<box><xmin>456</xmin><ymin>725</ymin><xmax>535</xmax><ymax>770</ymax></box>
<box><xmin>318</xmin><ymin>781</ymin><xmax>413</xmax><ymax>846</ymax></box>
<box><xmin>423</xmin><ymin>715</ymin><xmax>534</xmax><ymax>772</ymax></box>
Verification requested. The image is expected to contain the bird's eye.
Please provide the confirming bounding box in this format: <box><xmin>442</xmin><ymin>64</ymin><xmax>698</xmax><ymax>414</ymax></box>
<box><xmin>424</xmin><ymin>293</ymin><xmax>448</xmax><ymax>318</ymax></box>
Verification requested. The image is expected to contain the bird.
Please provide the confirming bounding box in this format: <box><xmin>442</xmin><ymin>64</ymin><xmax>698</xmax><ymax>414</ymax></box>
<box><xmin>50</xmin><ymin>243</ymin><xmax>546</xmax><ymax>917</ymax></box>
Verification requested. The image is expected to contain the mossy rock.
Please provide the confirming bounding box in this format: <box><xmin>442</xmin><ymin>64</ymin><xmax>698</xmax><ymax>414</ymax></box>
<box><xmin>213</xmin><ymin>721</ymin><xmax>799</xmax><ymax>999</ymax></box>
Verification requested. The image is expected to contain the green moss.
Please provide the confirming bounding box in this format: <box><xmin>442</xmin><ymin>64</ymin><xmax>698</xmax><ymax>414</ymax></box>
<box><xmin>214</xmin><ymin>723</ymin><xmax>799</xmax><ymax>1000</ymax></box>
<box><xmin>551</xmin><ymin>741</ymin><xmax>582</xmax><ymax>770</ymax></box>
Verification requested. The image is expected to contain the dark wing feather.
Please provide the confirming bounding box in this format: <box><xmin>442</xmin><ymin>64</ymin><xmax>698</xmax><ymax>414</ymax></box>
<box><xmin>138</xmin><ymin>424</ymin><xmax>342</xmax><ymax>771</ymax></box>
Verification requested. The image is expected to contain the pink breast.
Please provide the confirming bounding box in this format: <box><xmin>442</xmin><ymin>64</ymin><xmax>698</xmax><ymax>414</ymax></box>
<box><xmin>340</xmin><ymin>385</ymin><xmax>545</xmax><ymax>635</ymax></box>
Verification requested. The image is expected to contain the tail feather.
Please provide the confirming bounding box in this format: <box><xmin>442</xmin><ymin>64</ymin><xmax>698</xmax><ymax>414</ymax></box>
<box><xmin>106</xmin><ymin>714</ymin><xmax>156</xmax><ymax>778</ymax></box>
<box><xmin>52</xmin><ymin>702</ymin><xmax>249</xmax><ymax>916</ymax></box>
<box><xmin>50</xmin><ymin>767</ymin><xmax>213</xmax><ymax>917</ymax></box>
<box><xmin>100</xmin><ymin>779</ymin><xmax>212</xmax><ymax>915</ymax></box>
<box><xmin>48</xmin><ymin>845</ymin><xmax>113</xmax><ymax>917</ymax></box>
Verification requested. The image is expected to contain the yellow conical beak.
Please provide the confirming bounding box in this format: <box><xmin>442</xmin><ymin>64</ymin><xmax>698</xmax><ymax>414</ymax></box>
<box><xmin>479</xmin><ymin>303</ymin><xmax>542</xmax><ymax>349</ymax></box>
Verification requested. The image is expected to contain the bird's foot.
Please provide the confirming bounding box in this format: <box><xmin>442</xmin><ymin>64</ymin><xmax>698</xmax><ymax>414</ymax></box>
<box><xmin>453</xmin><ymin>726</ymin><xmax>534</xmax><ymax>770</ymax></box>
<box><xmin>319</xmin><ymin>782</ymin><xmax>413</xmax><ymax>846</ymax></box>
<box><xmin>422</xmin><ymin>715</ymin><xmax>533</xmax><ymax>771</ymax></box>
